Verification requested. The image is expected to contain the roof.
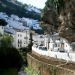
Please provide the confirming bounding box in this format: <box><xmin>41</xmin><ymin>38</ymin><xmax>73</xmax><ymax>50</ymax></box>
<box><xmin>4</xmin><ymin>31</ymin><xmax>14</xmax><ymax>34</ymax></box>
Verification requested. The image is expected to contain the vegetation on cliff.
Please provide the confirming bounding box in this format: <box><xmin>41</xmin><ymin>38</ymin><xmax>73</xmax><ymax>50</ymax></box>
<box><xmin>0</xmin><ymin>0</ymin><xmax>41</xmax><ymax>21</ymax></box>
<box><xmin>43</xmin><ymin>0</ymin><xmax>64</xmax><ymax>14</ymax></box>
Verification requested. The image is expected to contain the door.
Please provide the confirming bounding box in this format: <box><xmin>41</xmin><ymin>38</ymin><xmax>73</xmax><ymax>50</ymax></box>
<box><xmin>61</xmin><ymin>43</ymin><xmax>64</xmax><ymax>49</ymax></box>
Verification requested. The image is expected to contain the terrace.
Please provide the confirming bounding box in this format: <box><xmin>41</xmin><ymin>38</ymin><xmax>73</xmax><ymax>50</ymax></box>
<box><xmin>32</xmin><ymin>45</ymin><xmax>75</xmax><ymax>62</ymax></box>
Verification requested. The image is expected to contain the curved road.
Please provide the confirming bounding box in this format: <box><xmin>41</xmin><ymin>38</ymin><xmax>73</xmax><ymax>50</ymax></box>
<box><xmin>18</xmin><ymin>71</ymin><xmax>29</xmax><ymax>75</ymax></box>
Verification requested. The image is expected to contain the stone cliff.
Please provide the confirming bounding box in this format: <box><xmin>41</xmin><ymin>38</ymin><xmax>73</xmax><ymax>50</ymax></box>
<box><xmin>41</xmin><ymin>0</ymin><xmax>75</xmax><ymax>43</ymax></box>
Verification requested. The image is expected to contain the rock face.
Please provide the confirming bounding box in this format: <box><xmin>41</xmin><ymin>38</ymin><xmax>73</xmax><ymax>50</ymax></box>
<box><xmin>42</xmin><ymin>0</ymin><xmax>75</xmax><ymax>43</ymax></box>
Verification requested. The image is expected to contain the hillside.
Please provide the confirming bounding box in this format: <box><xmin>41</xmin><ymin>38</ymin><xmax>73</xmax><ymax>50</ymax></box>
<box><xmin>0</xmin><ymin>0</ymin><xmax>41</xmax><ymax>21</ymax></box>
<box><xmin>0</xmin><ymin>12</ymin><xmax>44</xmax><ymax>34</ymax></box>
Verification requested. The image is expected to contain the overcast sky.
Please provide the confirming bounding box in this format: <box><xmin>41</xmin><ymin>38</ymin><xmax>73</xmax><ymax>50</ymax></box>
<box><xmin>17</xmin><ymin>0</ymin><xmax>47</xmax><ymax>8</ymax></box>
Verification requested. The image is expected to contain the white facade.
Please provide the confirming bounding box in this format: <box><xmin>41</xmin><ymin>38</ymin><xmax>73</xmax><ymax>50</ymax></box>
<box><xmin>44</xmin><ymin>34</ymin><xmax>72</xmax><ymax>52</ymax></box>
<box><xmin>0</xmin><ymin>26</ymin><xmax>4</xmax><ymax>35</ymax></box>
<box><xmin>33</xmin><ymin>34</ymin><xmax>45</xmax><ymax>46</ymax></box>
<box><xmin>32</xmin><ymin>46</ymin><xmax>75</xmax><ymax>62</ymax></box>
<box><xmin>14</xmin><ymin>31</ymin><xmax>30</xmax><ymax>48</ymax></box>
<box><xmin>4</xmin><ymin>27</ymin><xmax>30</xmax><ymax>48</ymax></box>
<box><xmin>0</xmin><ymin>12</ymin><xmax>8</xmax><ymax>21</ymax></box>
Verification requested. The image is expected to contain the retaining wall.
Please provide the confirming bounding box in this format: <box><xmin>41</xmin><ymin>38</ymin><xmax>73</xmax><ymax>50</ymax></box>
<box><xmin>27</xmin><ymin>53</ymin><xmax>75</xmax><ymax>75</ymax></box>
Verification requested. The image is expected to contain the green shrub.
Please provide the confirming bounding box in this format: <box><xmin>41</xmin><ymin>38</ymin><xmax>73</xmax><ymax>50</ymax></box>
<box><xmin>24</xmin><ymin>66</ymin><xmax>38</xmax><ymax>75</ymax></box>
<box><xmin>0</xmin><ymin>68</ymin><xmax>18</xmax><ymax>75</ymax></box>
<box><xmin>0</xmin><ymin>47</ymin><xmax>23</xmax><ymax>70</ymax></box>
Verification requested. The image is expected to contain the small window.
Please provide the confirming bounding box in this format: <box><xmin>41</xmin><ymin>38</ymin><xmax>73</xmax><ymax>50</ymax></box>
<box><xmin>2</xmin><ymin>27</ymin><xmax>3</xmax><ymax>29</ymax></box>
<box><xmin>18</xmin><ymin>44</ymin><xmax>19</xmax><ymax>47</ymax></box>
<box><xmin>24</xmin><ymin>37</ymin><xmax>28</xmax><ymax>39</ymax></box>
<box><xmin>58</xmin><ymin>44</ymin><xmax>60</xmax><ymax>47</ymax></box>
<box><xmin>20</xmin><ymin>34</ymin><xmax>22</xmax><ymax>37</ymax></box>
<box><xmin>53</xmin><ymin>44</ymin><xmax>54</xmax><ymax>48</ymax></box>
<box><xmin>18</xmin><ymin>34</ymin><xmax>19</xmax><ymax>37</ymax></box>
<box><xmin>20</xmin><ymin>40</ymin><xmax>22</xmax><ymax>44</ymax></box>
<box><xmin>20</xmin><ymin>44</ymin><xmax>22</xmax><ymax>47</ymax></box>
<box><xmin>64</xmin><ymin>13</ymin><xmax>67</xmax><ymax>16</ymax></box>
<box><xmin>18</xmin><ymin>39</ymin><xmax>19</xmax><ymax>43</ymax></box>
<box><xmin>66</xmin><ymin>45</ymin><xmax>67</xmax><ymax>47</ymax></box>
<box><xmin>55</xmin><ymin>44</ymin><xmax>57</xmax><ymax>47</ymax></box>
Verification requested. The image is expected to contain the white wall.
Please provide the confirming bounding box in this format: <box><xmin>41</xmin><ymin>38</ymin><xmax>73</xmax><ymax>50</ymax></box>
<box><xmin>33</xmin><ymin>34</ymin><xmax>45</xmax><ymax>45</ymax></box>
<box><xmin>44</xmin><ymin>34</ymin><xmax>72</xmax><ymax>52</ymax></box>
<box><xmin>32</xmin><ymin>46</ymin><xmax>75</xmax><ymax>62</ymax></box>
<box><xmin>15</xmin><ymin>31</ymin><xmax>30</xmax><ymax>48</ymax></box>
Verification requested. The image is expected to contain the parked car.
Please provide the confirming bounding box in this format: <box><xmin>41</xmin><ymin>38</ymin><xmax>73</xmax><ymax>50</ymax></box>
<box><xmin>38</xmin><ymin>46</ymin><xmax>47</xmax><ymax>51</ymax></box>
<box><xmin>42</xmin><ymin>47</ymin><xmax>47</xmax><ymax>51</ymax></box>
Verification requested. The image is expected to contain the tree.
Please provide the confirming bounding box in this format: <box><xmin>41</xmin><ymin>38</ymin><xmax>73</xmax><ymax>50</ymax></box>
<box><xmin>27</xmin><ymin>33</ymin><xmax>33</xmax><ymax>51</ymax></box>
<box><xmin>0</xmin><ymin>19</ymin><xmax>7</xmax><ymax>26</ymax></box>
<box><xmin>44</xmin><ymin>0</ymin><xmax>64</xmax><ymax>14</ymax></box>
<box><xmin>0</xmin><ymin>47</ymin><xmax>23</xmax><ymax>70</ymax></box>
<box><xmin>1</xmin><ymin>34</ymin><xmax>14</xmax><ymax>48</ymax></box>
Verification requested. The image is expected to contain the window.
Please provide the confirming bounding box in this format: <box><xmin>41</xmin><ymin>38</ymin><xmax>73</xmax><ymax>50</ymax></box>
<box><xmin>53</xmin><ymin>44</ymin><xmax>54</xmax><ymax>48</ymax></box>
<box><xmin>55</xmin><ymin>44</ymin><xmax>57</xmax><ymax>47</ymax></box>
<box><xmin>2</xmin><ymin>27</ymin><xmax>3</xmax><ymax>29</ymax></box>
<box><xmin>20</xmin><ymin>40</ymin><xmax>22</xmax><ymax>44</ymax></box>
<box><xmin>20</xmin><ymin>34</ymin><xmax>22</xmax><ymax>37</ymax></box>
<box><xmin>18</xmin><ymin>39</ymin><xmax>19</xmax><ymax>43</ymax></box>
<box><xmin>66</xmin><ymin>45</ymin><xmax>67</xmax><ymax>47</ymax></box>
<box><xmin>24</xmin><ymin>37</ymin><xmax>28</xmax><ymax>39</ymax></box>
<box><xmin>40</xmin><ymin>36</ymin><xmax>43</xmax><ymax>38</ymax></box>
<box><xmin>18</xmin><ymin>44</ymin><xmax>19</xmax><ymax>47</ymax></box>
<box><xmin>18</xmin><ymin>34</ymin><xmax>19</xmax><ymax>37</ymax></box>
<box><xmin>58</xmin><ymin>44</ymin><xmax>60</xmax><ymax>47</ymax></box>
<box><xmin>20</xmin><ymin>44</ymin><xmax>22</xmax><ymax>47</ymax></box>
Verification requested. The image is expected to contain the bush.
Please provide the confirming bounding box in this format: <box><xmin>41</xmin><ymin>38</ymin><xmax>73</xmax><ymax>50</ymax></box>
<box><xmin>24</xmin><ymin>66</ymin><xmax>38</xmax><ymax>75</ymax></box>
<box><xmin>0</xmin><ymin>68</ymin><xmax>18</xmax><ymax>75</ymax></box>
<box><xmin>0</xmin><ymin>47</ymin><xmax>23</xmax><ymax>70</ymax></box>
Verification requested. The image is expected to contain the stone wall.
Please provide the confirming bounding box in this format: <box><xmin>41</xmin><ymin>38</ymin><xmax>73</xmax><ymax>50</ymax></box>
<box><xmin>27</xmin><ymin>53</ymin><xmax>75</xmax><ymax>75</ymax></box>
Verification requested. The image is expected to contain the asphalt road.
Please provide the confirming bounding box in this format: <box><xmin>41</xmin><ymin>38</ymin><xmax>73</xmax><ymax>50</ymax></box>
<box><xmin>18</xmin><ymin>71</ymin><xmax>29</xmax><ymax>75</ymax></box>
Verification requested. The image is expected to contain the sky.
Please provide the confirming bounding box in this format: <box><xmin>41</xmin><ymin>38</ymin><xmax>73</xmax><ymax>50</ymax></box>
<box><xmin>17</xmin><ymin>0</ymin><xmax>47</xmax><ymax>8</ymax></box>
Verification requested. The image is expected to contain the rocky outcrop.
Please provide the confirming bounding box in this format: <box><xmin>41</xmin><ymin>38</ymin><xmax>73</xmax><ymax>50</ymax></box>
<box><xmin>42</xmin><ymin>0</ymin><xmax>75</xmax><ymax>43</ymax></box>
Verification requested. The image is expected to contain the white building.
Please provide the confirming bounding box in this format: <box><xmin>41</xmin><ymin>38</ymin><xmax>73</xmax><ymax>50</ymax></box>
<box><xmin>32</xmin><ymin>34</ymin><xmax>45</xmax><ymax>46</ymax></box>
<box><xmin>11</xmin><ymin>14</ymin><xmax>19</xmax><ymax>21</ymax></box>
<box><xmin>14</xmin><ymin>29</ymin><xmax>30</xmax><ymax>48</ymax></box>
<box><xmin>4</xmin><ymin>27</ymin><xmax>30</xmax><ymax>48</ymax></box>
<box><xmin>0</xmin><ymin>12</ymin><xmax>8</xmax><ymax>21</ymax></box>
<box><xmin>44</xmin><ymin>33</ymin><xmax>72</xmax><ymax>52</ymax></box>
<box><xmin>0</xmin><ymin>26</ymin><xmax>4</xmax><ymax>35</ymax></box>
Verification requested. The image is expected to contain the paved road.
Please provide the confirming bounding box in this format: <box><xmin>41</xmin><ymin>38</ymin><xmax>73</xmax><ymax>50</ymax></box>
<box><xmin>18</xmin><ymin>71</ymin><xmax>29</xmax><ymax>75</ymax></box>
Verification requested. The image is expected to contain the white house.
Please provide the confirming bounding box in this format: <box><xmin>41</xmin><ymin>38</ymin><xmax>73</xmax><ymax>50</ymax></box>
<box><xmin>4</xmin><ymin>26</ymin><xmax>30</xmax><ymax>48</ymax></box>
<box><xmin>11</xmin><ymin>14</ymin><xmax>19</xmax><ymax>21</ymax></box>
<box><xmin>0</xmin><ymin>12</ymin><xmax>8</xmax><ymax>21</ymax></box>
<box><xmin>44</xmin><ymin>33</ymin><xmax>72</xmax><ymax>52</ymax></box>
<box><xmin>14</xmin><ymin>29</ymin><xmax>30</xmax><ymax>48</ymax></box>
<box><xmin>32</xmin><ymin>34</ymin><xmax>45</xmax><ymax>46</ymax></box>
<box><xmin>0</xmin><ymin>26</ymin><xmax>4</xmax><ymax>35</ymax></box>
